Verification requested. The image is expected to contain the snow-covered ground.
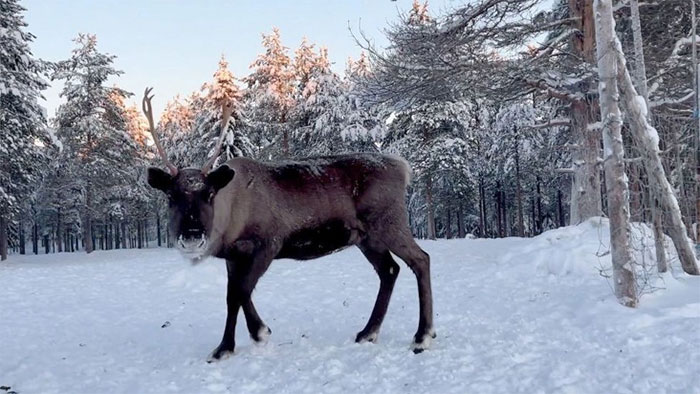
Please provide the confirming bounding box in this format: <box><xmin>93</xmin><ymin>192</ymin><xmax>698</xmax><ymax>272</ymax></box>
<box><xmin>1</xmin><ymin>218</ymin><xmax>698</xmax><ymax>394</ymax></box>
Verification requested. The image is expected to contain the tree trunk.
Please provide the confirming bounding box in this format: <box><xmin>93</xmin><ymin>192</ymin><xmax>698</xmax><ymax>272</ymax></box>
<box><xmin>121</xmin><ymin>222</ymin><xmax>127</xmax><ymax>249</ymax></box>
<box><xmin>530</xmin><ymin>198</ymin><xmax>536</xmax><ymax>236</ymax></box>
<box><xmin>614</xmin><ymin>51</ymin><xmax>699</xmax><ymax>275</ymax></box>
<box><xmin>457</xmin><ymin>203</ymin><xmax>465</xmax><ymax>238</ymax></box>
<box><xmin>281</xmin><ymin>112</ymin><xmax>289</xmax><ymax>157</ymax></box>
<box><xmin>501</xmin><ymin>185</ymin><xmax>508</xmax><ymax>237</ymax></box>
<box><xmin>156</xmin><ymin>212</ymin><xmax>162</xmax><ymax>247</ymax></box>
<box><xmin>694</xmin><ymin>2</ymin><xmax>700</xmax><ymax>244</ymax></box>
<box><xmin>653</xmin><ymin>201</ymin><xmax>667</xmax><ymax>273</ymax></box>
<box><xmin>0</xmin><ymin>215</ymin><xmax>7</xmax><ymax>261</ymax></box>
<box><xmin>83</xmin><ymin>185</ymin><xmax>94</xmax><ymax>254</ymax></box>
<box><xmin>515</xmin><ymin>137</ymin><xmax>524</xmax><ymax>237</ymax></box>
<box><xmin>594</xmin><ymin>0</ymin><xmax>638</xmax><ymax>307</ymax></box>
<box><xmin>569</xmin><ymin>0</ymin><xmax>602</xmax><ymax>224</ymax></box>
<box><xmin>426</xmin><ymin>174</ymin><xmax>436</xmax><ymax>240</ymax></box>
<box><xmin>56</xmin><ymin>211</ymin><xmax>63</xmax><ymax>253</ymax></box>
<box><xmin>536</xmin><ymin>177</ymin><xmax>543</xmax><ymax>234</ymax></box>
<box><xmin>496</xmin><ymin>181</ymin><xmax>504</xmax><ymax>237</ymax></box>
<box><xmin>446</xmin><ymin>209</ymin><xmax>453</xmax><ymax>239</ymax></box>
<box><xmin>558</xmin><ymin>189</ymin><xmax>565</xmax><ymax>227</ymax></box>
<box><xmin>33</xmin><ymin>222</ymin><xmax>38</xmax><ymax>255</ymax></box>
<box><xmin>478</xmin><ymin>176</ymin><xmax>486</xmax><ymax>237</ymax></box>
<box><xmin>144</xmin><ymin>218</ymin><xmax>149</xmax><ymax>247</ymax></box>
<box><xmin>115</xmin><ymin>220</ymin><xmax>120</xmax><ymax>249</ymax></box>
<box><xmin>19</xmin><ymin>218</ymin><xmax>25</xmax><ymax>255</ymax></box>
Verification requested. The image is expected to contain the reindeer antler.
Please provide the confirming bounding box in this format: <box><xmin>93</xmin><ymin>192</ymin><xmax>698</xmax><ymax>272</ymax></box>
<box><xmin>142</xmin><ymin>87</ymin><xmax>178</xmax><ymax>175</ymax></box>
<box><xmin>202</xmin><ymin>101</ymin><xmax>234</xmax><ymax>173</ymax></box>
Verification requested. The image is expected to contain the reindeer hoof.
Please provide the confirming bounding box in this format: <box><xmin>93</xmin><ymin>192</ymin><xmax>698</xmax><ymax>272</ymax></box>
<box><xmin>411</xmin><ymin>328</ymin><xmax>436</xmax><ymax>354</ymax></box>
<box><xmin>252</xmin><ymin>326</ymin><xmax>272</xmax><ymax>344</ymax></box>
<box><xmin>207</xmin><ymin>344</ymin><xmax>234</xmax><ymax>362</ymax></box>
<box><xmin>355</xmin><ymin>330</ymin><xmax>378</xmax><ymax>343</ymax></box>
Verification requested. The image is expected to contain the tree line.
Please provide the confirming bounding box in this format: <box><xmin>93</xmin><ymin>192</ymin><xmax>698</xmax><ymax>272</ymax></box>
<box><xmin>1</xmin><ymin>0</ymin><xmax>698</xmax><ymax>301</ymax></box>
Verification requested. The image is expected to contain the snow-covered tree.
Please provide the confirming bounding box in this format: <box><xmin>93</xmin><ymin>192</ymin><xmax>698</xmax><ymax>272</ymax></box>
<box><xmin>190</xmin><ymin>55</ymin><xmax>254</xmax><ymax>167</ymax></box>
<box><xmin>246</xmin><ymin>28</ymin><xmax>295</xmax><ymax>158</ymax></box>
<box><xmin>159</xmin><ymin>93</ymin><xmax>196</xmax><ymax>167</ymax></box>
<box><xmin>52</xmin><ymin>34</ymin><xmax>137</xmax><ymax>253</ymax></box>
<box><xmin>0</xmin><ymin>0</ymin><xmax>51</xmax><ymax>260</ymax></box>
<box><xmin>594</xmin><ymin>0</ymin><xmax>638</xmax><ymax>307</ymax></box>
<box><xmin>290</xmin><ymin>45</ymin><xmax>377</xmax><ymax>157</ymax></box>
<box><xmin>384</xmin><ymin>101</ymin><xmax>474</xmax><ymax>239</ymax></box>
<box><xmin>491</xmin><ymin>103</ymin><xmax>542</xmax><ymax>236</ymax></box>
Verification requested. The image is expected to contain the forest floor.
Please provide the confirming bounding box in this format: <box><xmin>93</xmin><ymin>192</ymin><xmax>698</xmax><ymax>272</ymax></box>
<box><xmin>1</xmin><ymin>218</ymin><xmax>698</xmax><ymax>394</ymax></box>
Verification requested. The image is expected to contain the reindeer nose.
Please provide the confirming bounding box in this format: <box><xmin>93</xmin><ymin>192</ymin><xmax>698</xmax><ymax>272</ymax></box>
<box><xmin>177</xmin><ymin>234</ymin><xmax>207</xmax><ymax>251</ymax></box>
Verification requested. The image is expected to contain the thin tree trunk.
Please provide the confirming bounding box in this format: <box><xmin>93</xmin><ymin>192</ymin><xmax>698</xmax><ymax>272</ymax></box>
<box><xmin>558</xmin><ymin>189</ymin><xmax>565</xmax><ymax>227</ymax></box>
<box><xmin>121</xmin><ymin>222</ymin><xmax>127</xmax><ymax>249</ymax></box>
<box><xmin>426</xmin><ymin>174</ymin><xmax>436</xmax><ymax>240</ymax></box>
<box><xmin>281</xmin><ymin>112</ymin><xmax>289</xmax><ymax>157</ymax></box>
<box><xmin>19</xmin><ymin>218</ymin><xmax>25</xmax><ymax>255</ymax></box>
<box><xmin>156</xmin><ymin>212</ymin><xmax>162</xmax><ymax>247</ymax></box>
<box><xmin>501</xmin><ymin>185</ymin><xmax>508</xmax><ymax>237</ymax></box>
<box><xmin>0</xmin><ymin>215</ymin><xmax>7</xmax><ymax>261</ymax></box>
<box><xmin>115</xmin><ymin>220</ymin><xmax>120</xmax><ymax>249</ymax></box>
<box><xmin>83</xmin><ymin>184</ymin><xmax>94</xmax><ymax>254</ymax></box>
<box><xmin>33</xmin><ymin>222</ymin><xmax>38</xmax><ymax>255</ymax></box>
<box><xmin>515</xmin><ymin>137</ymin><xmax>524</xmax><ymax>237</ymax></box>
<box><xmin>478</xmin><ymin>176</ymin><xmax>486</xmax><ymax>237</ymax></box>
<box><xmin>530</xmin><ymin>198</ymin><xmax>536</xmax><ymax>236</ymax></box>
<box><xmin>56</xmin><ymin>211</ymin><xmax>63</xmax><ymax>253</ymax></box>
<box><xmin>446</xmin><ymin>209</ymin><xmax>453</xmax><ymax>239</ymax></box>
<box><xmin>536</xmin><ymin>177</ymin><xmax>543</xmax><ymax>234</ymax></box>
<box><xmin>595</xmin><ymin>0</ymin><xmax>638</xmax><ymax>307</ymax></box>
<box><xmin>653</xmin><ymin>201</ymin><xmax>667</xmax><ymax>273</ymax></box>
<box><xmin>496</xmin><ymin>181</ymin><xmax>505</xmax><ymax>238</ymax></box>
<box><xmin>457</xmin><ymin>203</ymin><xmax>465</xmax><ymax>238</ymax></box>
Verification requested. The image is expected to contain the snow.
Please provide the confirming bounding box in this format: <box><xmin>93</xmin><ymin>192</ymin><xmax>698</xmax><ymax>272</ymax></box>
<box><xmin>1</xmin><ymin>220</ymin><xmax>699</xmax><ymax>394</ymax></box>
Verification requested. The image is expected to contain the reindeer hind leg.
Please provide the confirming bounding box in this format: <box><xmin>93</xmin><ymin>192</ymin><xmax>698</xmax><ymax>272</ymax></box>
<box><xmin>355</xmin><ymin>239</ymin><xmax>400</xmax><ymax>343</ymax></box>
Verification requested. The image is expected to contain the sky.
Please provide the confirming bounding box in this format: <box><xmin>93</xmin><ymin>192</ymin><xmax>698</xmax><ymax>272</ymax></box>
<box><xmin>23</xmin><ymin>0</ymin><xmax>456</xmax><ymax>119</ymax></box>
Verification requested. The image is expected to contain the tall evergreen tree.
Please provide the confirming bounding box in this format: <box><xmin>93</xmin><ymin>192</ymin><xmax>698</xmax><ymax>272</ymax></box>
<box><xmin>246</xmin><ymin>27</ymin><xmax>295</xmax><ymax>158</ymax></box>
<box><xmin>191</xmin><ymin>55</ymin><xmax>254</xmax><ymax>167</ymax></box>
<box><xmin>0</xmin><ymin>0</ymin><xmax>50</xmax><ymax>260</ymax></box>
<box><xmin>52</xmin><ymin>34</ymin><xmax>136</xmax><ymax>253</ymax></box>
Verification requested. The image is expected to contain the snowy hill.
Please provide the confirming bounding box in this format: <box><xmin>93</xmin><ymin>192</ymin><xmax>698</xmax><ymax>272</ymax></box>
<box><xmin>1</xmin><ymin>218</ymin><xmax>698</xmax><ymax>393</ymax></box>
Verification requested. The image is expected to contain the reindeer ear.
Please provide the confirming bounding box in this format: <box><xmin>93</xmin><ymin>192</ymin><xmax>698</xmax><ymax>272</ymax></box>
<box><xmin>206</xmin><ymin>164</ymin><xmax>235</xmax><ymax>192</ymax></box>
<box><xmin>147</xmin><ymin>167</ymin><xmax>173</xmax><ymax>192</ymax></box>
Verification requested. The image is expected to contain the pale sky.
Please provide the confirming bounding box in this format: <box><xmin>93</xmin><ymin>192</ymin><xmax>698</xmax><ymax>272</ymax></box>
<box><xmin>23</xmin><ymin>0</ymin><xmax>457</xmax><ymax>118</ymax></box>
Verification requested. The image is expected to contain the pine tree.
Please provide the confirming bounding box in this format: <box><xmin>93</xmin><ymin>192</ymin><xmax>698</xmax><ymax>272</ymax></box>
<box><xmin>191</xmin><ymin>55</ymin><xmax>254</xmax><ymax>167</ymax></box>
<box><xmin>52</xmin><ymin>34</ymin><xmax>137</xmax><ymax>254</ymax></box>
<box><xmin>159</xmin><ymin>94</ymin><xmax>195</xmax><ymax>167</ymax></box>
<box><xmin>384</xmin><ymin>101</ymin><xmax>473</xmax><ymax>239</ymax></box>
<box><xmin>294</xmin><ymin>37</ymin><xmax>318</xmax><ymax>93</ymax></box>
<box><xmin>0</xmin><ymin>0</ymin><xmax>50</xmax><ymax>260</ymax></box>
<box><xmin>246</xmin><ymin>27</ymin><xmax>295</xmax><ymax>158</ymax></box>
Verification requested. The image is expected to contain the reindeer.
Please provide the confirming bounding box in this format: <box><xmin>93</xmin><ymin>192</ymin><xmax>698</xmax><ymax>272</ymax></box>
<box><xmin>142</xmin><ymin>88</ymin><xmax>435</xmax><ymax>361</ymax></box>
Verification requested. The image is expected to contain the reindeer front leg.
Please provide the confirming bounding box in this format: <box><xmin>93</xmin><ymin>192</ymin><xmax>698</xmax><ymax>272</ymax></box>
<box><xmin>208</xmin><ymin>241</ymin><xmax>277</xmax><ymax>362</ymax></box>
<box><xmin>208</xmin><ymin>261</ymin><xmax>244</xmax><ymax>362</ymax></box>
